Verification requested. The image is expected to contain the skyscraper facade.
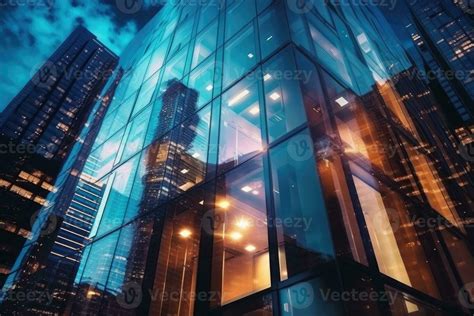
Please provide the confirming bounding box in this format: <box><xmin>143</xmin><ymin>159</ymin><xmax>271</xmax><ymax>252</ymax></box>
<box><xmin>0</xmin><ymin>26</ymin><xmax>118</xmax><ymax>286</ymax></box>
<box><xmin>1</xmin><ymin>1</ymin><xmax>473</xmax><ymax>315</ymax></box>
<box><xmin>405</xmin><ymin>0</ymin><xmax>473</xmax><ymax>140</ymax></box>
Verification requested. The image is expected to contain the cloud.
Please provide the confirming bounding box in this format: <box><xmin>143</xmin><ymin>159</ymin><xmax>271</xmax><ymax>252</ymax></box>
<box><xmin>0</xmin><ymin>0</ymin><xmax>142</xmax><ymax>111</ymax></box>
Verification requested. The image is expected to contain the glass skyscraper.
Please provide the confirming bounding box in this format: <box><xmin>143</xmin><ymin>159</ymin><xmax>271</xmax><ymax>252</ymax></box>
<box><xmin>1</xmin><ymin>1</ymin><xmax>473</xmax><ymax>315</ymax></box>
<box><xmin>0</xmin><ymin>26</ymin><xmax>118</xmax><ymax>287</ymax></box>
<box><xmin>405</xmin><ymin>0</ymin><xmax>473</xmax><ymax>142</ymax></box>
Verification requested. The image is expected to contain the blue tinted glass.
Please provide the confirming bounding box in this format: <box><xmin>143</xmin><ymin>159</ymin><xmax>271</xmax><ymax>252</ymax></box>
<box><xmin>219</xmin><ymin>75</ymin><xmax>263</xmax><ymax>172</ymax></box>
<box><xmin>263</xmin><ymin>48</ymin><xmax>306</xmax><ymax>142</ymax></box>
<box><xmin>189</xmin><ymin>56</ymin><xmax>215</xmax><ymax>108</ymax></box>
<box><xmin>192</xmin><ymin>21</ymin><xmax>218</xmax><ymax>68</ymax></box>
<box><xmin>223</xmin><ymin>25</ymin><xmax>258</xmax><ymax>87</ymax></box>
<box><xmin>258</xmin><ymin>5</ymin><xmax>290</xmax><ymax>59</ymax></box>
<box><xmin>270</xmin><ymin>129</ymin><xmax>335</xmax><ymax>280</ymax></box>
<box><xmin>225</xmin><ymin>0</ymin><xmax>256</xmax><ymax>40</ymax></box>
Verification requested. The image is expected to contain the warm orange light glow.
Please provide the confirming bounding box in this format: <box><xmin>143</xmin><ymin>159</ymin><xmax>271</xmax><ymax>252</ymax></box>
<box><xmin>229</xmin><ymin>231</ymin><xmax>243</xmax><ymax>241</ymax></box>
<box><xmin>245</xmin><ymin>245</ymin><xmax>256</xmax><ymax>252</ymax></box>
<box><xmin>217</xmin><ymin>200</ymin><xmax>230</xmax><ymax>209</ymax></box>
<box><xmin>235</xmin><ymin>218</ymin><xmax>251</xmax><ymax>229</ymax></box>
<box><xmin>179</xmin><ymin>228</ymin><xmax>192</xmax><ymax>238</ymax></box>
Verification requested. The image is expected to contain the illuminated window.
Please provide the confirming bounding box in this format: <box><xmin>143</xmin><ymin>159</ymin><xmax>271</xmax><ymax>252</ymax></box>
<box><xmin>18</xmin><ymin>171</ymin><xmax>41</xmax><ymax>185</ymax></box>
<box><xmin>211</xmin><ymin>158</ymin><xmax>271</xmax><ymax>305</ymax></box>
<box><xmin>10</xmin><ymin>185</ymin><xmax>34</xmax><ymax>199</ymax></box>
<box><xmin>219</xmin><ymin>76</ymin><xmax>263</xmax><ymax>172</ymax></box>
<box><xmin>351</xmin><ymin>162</ymin><xmax>439</xmax><ymax>298</ymax></box>
<box><xmin>41</xmin><ymin>182</ymin><xmax>55</xmax><ymax>192</ymax></box>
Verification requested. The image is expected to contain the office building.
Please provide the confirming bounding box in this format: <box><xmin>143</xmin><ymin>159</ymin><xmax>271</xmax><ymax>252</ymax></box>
<box><xmin>0</xmin><ymin>26</ymin><xmax>118</xmax><ymax>285</ymax></box>
<box><xmin>1</xmin><ymin>1</ymin><xmax>473</xmax><ymax>315</ymax></box>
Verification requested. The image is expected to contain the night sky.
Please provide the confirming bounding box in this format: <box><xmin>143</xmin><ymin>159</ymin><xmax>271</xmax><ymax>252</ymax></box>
<box><xmin>0</xmin><ymin>0</ymin><xmax>416</xmax><ymax>113</ymax></box>
<box><xmin>0</xmin><ymin>0</ymin><xmax>160</xmax><ymax>111</ymax></box>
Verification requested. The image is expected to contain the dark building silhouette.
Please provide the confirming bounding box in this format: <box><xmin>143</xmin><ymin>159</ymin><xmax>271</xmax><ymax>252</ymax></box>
<box><xmin>405</xmin><ymin>0</ymin><xmax>474</xmax><ymax>142</ymax></box>
<box><xmin>0</xmin><ymin>26</ymin><xmax>117</xmax><ymax>285</ymax></box>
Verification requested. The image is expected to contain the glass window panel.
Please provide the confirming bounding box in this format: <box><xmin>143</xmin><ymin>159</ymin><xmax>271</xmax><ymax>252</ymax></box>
<box><xmin>219</xmin><ymin>76</ymin><xmax>263</xmax><ymax>172</ymax></box>
<box><xmin>159</xmin><ymin>47</ymin><xmax>188</xmax><ymax>93</ymax></box>
<box><xmin>405</xmin><ymin>145</ymin><xmax>461</xmax><ymax>228</ymax></box>
<box><xmin>257</xmin><ymin>0</ymin><xmax>272</xmax><ymax>13</ymax></box>
<box><xmin>350</xmin><ymin>162</ymin><xmax>440</xmax><ymax>298</ymax></box>
<box><xmin>192</xmin><ymin>21</ymin><xmax>218</xmax><ymax>69</ymax></box>
<box><xmin>387</xmin><ymin>287</ymin><xmax>444</xmax><ymax>316</ymax></box>
<box><xmin>188</xmin><ymin>56</ymin><xmax>215</xmax><ymax>108</ymax></box>
<box><xmin>441</xmin><ymin>230</ymin><xmax>474</xmax><ymax>297</ymax></box>
<box><xmin>223</xmin><ymin>25</ymin><xmax>258</xmax><ymax>88</ymax></box>
<box><xmin>74</xmin><ymin>230</ymin><xmax>121</xmax><ymax>300</ymax></box>
<box><xmin>225</xmin><ymin>0</ymin><xmax>256</xmax><ymax>40</ymax></box>
<box><xmin>91</xmin><ymin>128</ymin><xmax>126</xmax><ymax>180</ymax></box>
<box><xmin>149</xmin><ymin>189</ymin><xmax>210</xmax><ymax>315</ymax></box>
<box><xmin>280</xmin><ymin>277</ymin><xmax>345</xmax><ymax>316</ymax></box>
<box><xmin>95</xmin><ymin>156</ymin><xmax>140</xmax><ymax>237</ymax></box>
<box><xmin>222</xmin><ymin>294</ymin><xmax>273</xmax><ymax>315</ymax></box>
<box><xmin>169</xmin><ymin>19</ymin><xmax>193</xmax><ymax>57</ymax></box>
<box><xmin>307</xmin><ymin>17</ymin><xmax>352</xmax><ymax>87</ymax></box>
<box><xmin>258</xmin><ymin>5</ymin><xmax>289</xmax><ymax>59</ymax></box>
<box><xmin>211</xmin><ymin>158</ymin><xmax>271</xmax><ymax>305</ymax></box>
<box><xmin>316</xmin><ymin>153</ymin><xmax>368</xmax><ymax>265</ymax></box>
<box><xmin>263</xmin><ymin>48</ymin><xmax>306</xmax><ymax>142</ymax></box>
<box><xmin>198</xmin><ymin>2</ymin><xmax>219</xmax><ymax>31</ymax></box>
<box><xmin>120</xmin><ymin>106</ymin><xmax>151</xmax><ymax>163</ymax></box>
<box><xmin>127</xmin><ymin>57</ymin><xmax>150</xmax><ymax>96</ymax></box>
<box><xmin>145</xmin><ymin>37</ymin><xmax>170</xmax><ymax>80</ymax></box>
<box><xmin>133</xmin><ymin>71</ymin><xmax>159</xmax><ymax>116</ymax></box>
<box><xmin>270</xmin><ymin>130</ymin><xmax>335</xmax><ymax>280</ymax></box>
<box><xmin>171</xmin><ymin>106</ymin><xmax>211</xmax><ymax>194</ymax></box>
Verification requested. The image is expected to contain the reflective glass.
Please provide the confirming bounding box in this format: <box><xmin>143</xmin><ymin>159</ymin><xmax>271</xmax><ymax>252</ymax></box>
<box><xmin>188</xmin><ymin>56</ymin><xmax>215</xmax><ymax>108</ymax></box>
<box><xmin>211</xmin><ymin>158</ymin><xmax>271</xmax><ymax>305</ymax></box>
<box><xmin>223</xmin><ymin>25</ymin><xmax>258</xmax><ymax>87</ymax></box>
<box><xmin>192</xmin><ymin>21</ymin><xmax>218</xmax><ymax>69</ymax></box>
<box><xmin>219</xmin><ymin>75</ymin><xmax>263</xmax><ymax>172</ymax></box>
<box><xmin>263</xmin><ymin>48</ymin><xmax>306</xmax><ymax>142</ymax></box>
<box><xmin>258</xmin><ymin>5</ymin><xmax>289</xmax><ymax>59</ymax></box>
<box><xmin>270</xmin><ymin>130</ymin><xmax>335</xmax><ymax>280</ymax></box>
<box><xmin>225</xmin><ymin>0</ymin><xmax>256</xmax><ymax>40</ymax></box>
